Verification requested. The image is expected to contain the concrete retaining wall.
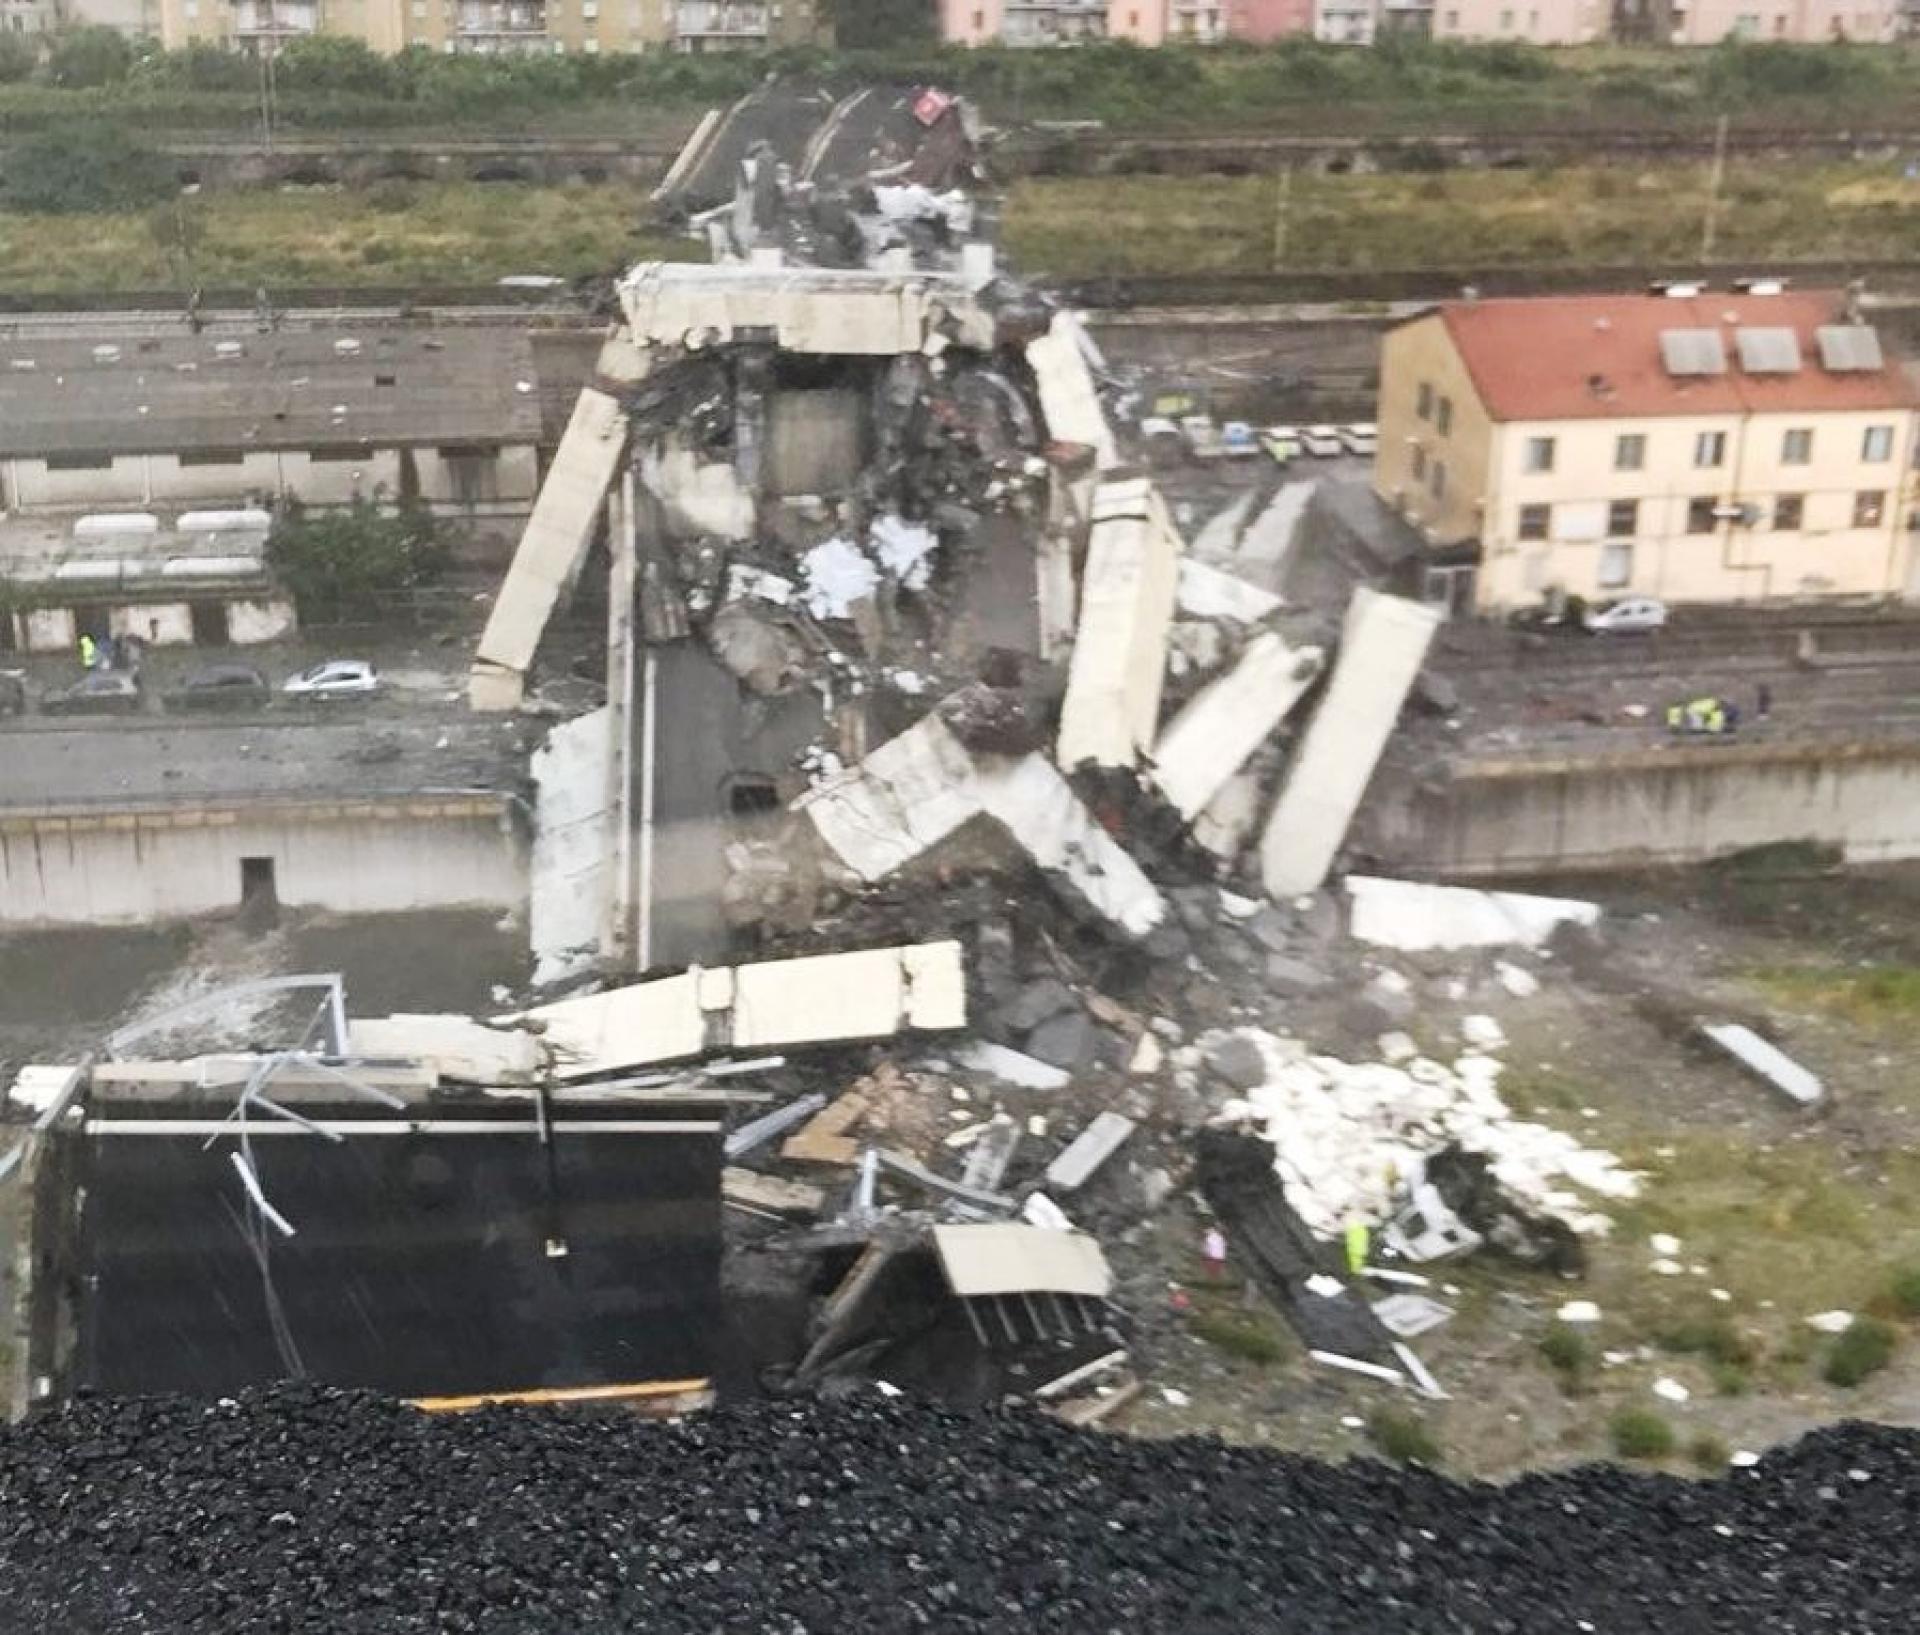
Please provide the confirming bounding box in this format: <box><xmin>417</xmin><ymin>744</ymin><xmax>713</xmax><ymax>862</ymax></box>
<box><xmin>0</xmin><ymin>797</ymin><xmax>524</xmax><ymax>926</ymax></box>
<box><xmin>1365</xmin><ymin>739</ymin><xmax>1920</xmax><ymax>877</ymax></box>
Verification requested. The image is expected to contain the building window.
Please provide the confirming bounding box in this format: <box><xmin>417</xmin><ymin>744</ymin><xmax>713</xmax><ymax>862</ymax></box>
<box><xmin>1498</xmin><ymin>5</ymin><xmax>1512</xmax><ymax>24</ymax></box>
<box><xmin>178</xmin><ymin>450</ymin><xmax>247</xmax><ymax>467</ymax></box>
<box><xmin>1687</xmin><ymin>496</ymin><xmax>1718</xmax><ymax>533</ymax></box>
<box><xmin>1607</xmin><ymin>499</ymin><xmax>1639</xmax><ymax>536</ymax></box>
<box><xmin>1863</xmin><ymin>424</ymin><xmax>1894</xmax><ymax>463</ymax></box>
<box><xmin>1522</xmin><ymin>435</ymin><xmax>1555</xmax><ymax>474</ymax></box>
<box><xmin>1598</xmin><ymin>542</ymin><xmax>1633</xmax><ymax>589</ymax></box>
<box><xmin>412</xmin><ymin>0</ymin><xmax>425</xmax><ymax>14</ymax></box>
<box><xmin>1780</xmin><ymin>427</ymin><xmax>1812</xmax><ymax>465</ymax></box>
<box><xmin>310</xmin><ymin>447</ymin><xmax>378</xmax><ymax>463</ymax></box>
<box><xmin>1416</xmin><ymin>381</ymin><xmax>1433</xmax><ymax>421</ymax></box>
<box><xmin>1430</xmin><ymin>459</ymin><xmax>1447</xmax><ymax>500</ymax></box>
<box><xmin>584</xmin><ymin>34</ymin><xmax>599</xmax><ymax>47</ymax></box>
<box><xmin>1436</xmin><ymin>396</ymin><xmax>1453</xmax><ymax>435</ymax></box>
<box><xmin>1694</xmin><ymin>430</ymin><xmax>1726</xmax><ymax>468</ymax></box>
<box><xmin>583</xmin><ymin>0</ymin><xmax>598</xmax><ymax>13</ymax></box>
<box><xmin>45</xmin><ymin>453</ymin><xmax>113</xmax><ymax>471</ymax></box>
<box><xmin>1411</xmin><ymin>445</ymin><xmax>1426</xmax><ymax>481</ymax></box>
<box><xmin>971</xmin><ymin>7</ymin><xmax>982</xmax><ymax>23</ymax></box>
<box><xmin>1774</xmin><ymin>493</ymin><xmax>1804</xmax><ymax>531</ymax></box>
<box><xmin>1614</xmin><ymin>433</ymin><xmax>1645</xmax><ymax>472</ymax></box>
<box><xmin>1517</xmin><ymin>503</ymin><xmax>1551</xmax><ymax>540</ymax></box>
<box><xmin>1855</xmin><ymin>490</ymin><xmax>1887</xmax><ymax>527</ymax></box>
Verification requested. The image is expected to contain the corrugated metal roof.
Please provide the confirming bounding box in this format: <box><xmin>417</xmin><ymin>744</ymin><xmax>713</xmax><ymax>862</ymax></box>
<box><xmin>0</xmin><ymin>328</ymin><xmax>543</xmax><ymax>459</ymax></box>
<box><xmin>1658</xmin><ymin>328</ymin><xmax>1727</xmax><ymax>377</ymax></box>
<box><xmin>1431</xmin><ymin>292</ymin><xmax>1916</xmax><ymax>421</ymax></box>
<box><xmin>1734</xmin><ymin>326</ymin><xmax>1802</xmax><ymax>374</ymax></box>
<box><xmin>1817</xmin><ymin>324</ymin><xmax>1886</xmax><ymax>373</ymax></box>
<box><xmin>930</xmin><ymin>1223</ymin><xmax>1114</xmax><ymax>1299</ymax></box>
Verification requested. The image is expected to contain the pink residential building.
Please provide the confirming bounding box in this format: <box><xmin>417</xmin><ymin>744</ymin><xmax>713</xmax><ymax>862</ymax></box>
<box><xmin>1669</xmin><ymin>0</ymin><xmax>1898</xmax><ymax>39</ymax></box>
<box><xmin>1223</xmin><ymin>0</ymin><xmax>1313</xmax><ymax>39</ymax></box>
<box><xmin>1430</xmin><ymin>0</ymin><xmax>1605</xmax><ymax>40</ymax></box>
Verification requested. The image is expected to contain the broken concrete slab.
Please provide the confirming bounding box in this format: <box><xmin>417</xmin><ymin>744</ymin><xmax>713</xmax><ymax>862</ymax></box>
<box><xmin>1259</xmin><ymin>588</ymin><xmax>1441</xmax><ymax>899</ymax></box>
<box><xmin>1024</xmin><ymin>310</ymin><xmax>1117</xmax><ymax>471</ymax></box>
<box><xmin>1371</xmin><ymin>1293</ymin><xmax>1454</xmax><ymax>1339</ymax></box>
<box><xmin>796</xmin><ymin>712</ymin><xmax>1165</xmax><ymax>939</ymax></box>
<box><xmin>513</xmin><ymin>941</ymin><xmax>965</xmax><ymax>1080</ymax></box>
<box><xmin>1150</xmin><ymin>633</ymin><xmax>1324</xmax><ymax>824</ymax></box>
<box><xmin>782</xmin><ymin>1082</ymin><xmax>876</xmax><ymax>1166</ymax></box>
<box><xmin>1701</xmin><ymin>1022</ymin><xmax>1825</xmax><ymax>1107</ymax></box>
<box><xmin>1025</xmin><ymin>1010</ymin><xmax>1096</xmax><ymax>1074</ymax></box>
<box><xmin>1055</xmin><ymin>478</ymin><xmax>1182</xmax><ymax>773</ymax></box>
<box><xmin>1265</xmin><ymin>955</ymin><xmax>1334</xmax><ymax>996</ymax></box>
<box><xmin>1176</xmin><ymin>558</ymin><xmax>1283</xmax><ymax>624</ymax></box>
<box><xmin>1346</xmin><ymin>875</ymin><xmax>1601</xmax><ymax>954</ymax></box>
<box><xmin>991</xmin><ymin>977</ymin><xmax>1076</xmax><ymax>1036</ymax></box>
<box><xmin>1203</xmin><ymin>1033</ymin><xmax>1269</xmax><ymax>1091</ymax></box>
<box><xmin>528</xmin><ymin>707</ymin><xmax>614</xmax><ymax>989</ymax></box>
<box><xmin>954</xmin><ymin>1040</ymin><xmax>1071</xmax><ymax>1091</ymax></box>
<box><xmin>1044</xmin><ymin>1111</ymin><xmax>1137</xmax><ymax>1193</ymax></box>
<box><xmin>348</xmin><ymin>1015</ymin><xmax>547</xmax><ymax>1085</ymax></box>
<box><xmin>724</xmin><ymin>1167</ymin><xmax>828</xmax><ymax>1217</ymax></box>
<box><xmin>724</xmin><ymin>1091</ymin><xmax>831</xmax><ymax>1160</ymax></box>
<box><xmin>931</xmin><ymin>1222</ymin><xmax>1112</xmax><ymax>1298</ymax></box>
<box><xmin>960</xmin><ymin>1119</ymin><xmax>1023</xmax><ymax>1193</ymax></box>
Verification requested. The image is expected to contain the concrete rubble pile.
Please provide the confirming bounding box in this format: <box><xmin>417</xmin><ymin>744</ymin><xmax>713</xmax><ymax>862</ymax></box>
<box><xmin>4</xmin><ymin>1386</ymin><xmax>1918</xmax><ymax>1633</ymax></box>
<box><xmin>447</xmin><ymin>82</ymin><xmax>1660</xmax><ymax>1415</ymax></box>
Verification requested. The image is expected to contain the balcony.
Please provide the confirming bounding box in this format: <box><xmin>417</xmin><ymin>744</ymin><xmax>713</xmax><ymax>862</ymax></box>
<box><xmin>675</xmin><ymin>0</ymin><xmax>769</xmax><ymax>36</ymax></box>
<box><xmin>232</xmin><ymin>0</ymin><xmax>319</xmax><ymax>35</ymax></box>
<box><xmin>456</xmin><ymin>0</ymin><xmax>549</xmax><ymax>31</ymax></box>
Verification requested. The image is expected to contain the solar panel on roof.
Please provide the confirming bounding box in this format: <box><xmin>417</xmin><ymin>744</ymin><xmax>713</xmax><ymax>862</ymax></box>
<box><xmin>1659</xmin><ymin>328</ymin><xmax>1727</xmax><ymax>377</ymax></box>
<box><xmin>1816</xmin><ymin>325</ymin><xmax>1885</xmax><ymax>372</ymax></box>
<box><xmin>1734</xmin><ymin>327</ymin><xmax>1801</xmax><ymax>374</ymax></box>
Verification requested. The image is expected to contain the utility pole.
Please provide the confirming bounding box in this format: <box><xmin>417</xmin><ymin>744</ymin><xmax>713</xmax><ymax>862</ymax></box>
<box><xmin>1700</xmin><ymin>112</ymin><xmax>1728</xmax><ymax>264</ymax></box>
<box><xmin>1271</xmin><ymin>165</ymin><xmax>1294</xmax><ymax>273</ymax></box>
<box><xmin>256</xmin><ymin>6</ymin><xmax>279</xmax><ymax>156</ymax></box>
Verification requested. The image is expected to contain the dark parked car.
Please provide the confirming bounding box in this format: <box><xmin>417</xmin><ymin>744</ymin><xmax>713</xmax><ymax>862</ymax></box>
<box><xmin>164</xmin><ymin>664</ymin><xmax>271</xmax><ymax>713</ymax></box>
<box><xmin>43</xmin><ymin>671</ymin><xmax>142</xmax><ymax>717</ymax></box>
<box><xmin>0</xmin><ymin>671</ymin><xmax>24</xmax><ymax>717</ymax></box>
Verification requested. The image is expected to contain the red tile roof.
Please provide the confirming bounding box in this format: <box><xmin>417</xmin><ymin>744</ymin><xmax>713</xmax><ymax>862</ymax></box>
<box><xmin>1432</xmin><ymin>291</ymin><xmax>1918</xmax><ymax>422</ymax></box>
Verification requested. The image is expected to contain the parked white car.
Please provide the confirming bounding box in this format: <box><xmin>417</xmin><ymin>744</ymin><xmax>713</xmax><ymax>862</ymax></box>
<box><xmin>283</xmin><ymin>659</ymin><xmax>381</xmax><ymax>698</ymax></box>
<box><xmin>1300</xmin><ymin>424</ymin><xmax>1344</xmax><ymax>457</ymax></box>
<box><xmin>1340</xmin><ymin>421</ymin><xmax>1378</xmax><ymax>457</ymax></box>
<box><xmin>1583</xmin><ymin>596</ymin><xmax>1668</xmax><ymax>635</ymax></box>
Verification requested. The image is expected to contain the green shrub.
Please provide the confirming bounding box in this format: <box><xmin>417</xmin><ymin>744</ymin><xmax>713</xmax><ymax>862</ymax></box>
<box><xmin>1655</xmin><ymin>1315</ymin><xmax>1754</xmax><ymax>1368</ymax></box>
<box><xmin>266</xmin><ymin>496</ymin><xmax>446</xmax><ymax>623</ymax></box>
<box><xmin>1539</xmin><ymin>1324</ymin><xmax>1595</xmax><ymax>1391</ymax></box>
<box><xmin>46</xmin><ymin>26</ymin><xmax>132</xmax><ymax>89</ymax></box>
<box><xmin>1710</xmin><ymin>1360</ymin><xmax>1751</xmax><ymax>1398</ymax></box>
<box><xmin>1885</xmin><ymin>1266</ymin><xmax>1920</xmax><ymax>1318</ymax></box>
<box><xmin>0</xmin><ymin>122</ymin><xmax>173</xmax><ymax>213</ymax></box>
<box><xmin>1610</xmin><ymin>1407</ymin><xmax>1675</xmax><ymax>1460</ymax></box>
<box><xmin>1688</xmin><ymin>1432</ymin><xmax>1730</xmax><ymax>1473</ymax></box>
<box><xmin>0</xmin><ymin>34</ymin><xmax>36</xmax><ymax>85</ymax></box>
<box><xmin>1825</xmin><ymin>1317</ymin><xmax>1898</xmax><ymax>1388</ymax></box>
<box><xmin>1189</xmin><ymin>1308</ymin><xmax>1288</xmax><ymax>1366</ymax></box>
<box><xmin>1367</xmin><ymin>1407</ymin><xmax>1441</xmax><ymax>1466</ymax></box>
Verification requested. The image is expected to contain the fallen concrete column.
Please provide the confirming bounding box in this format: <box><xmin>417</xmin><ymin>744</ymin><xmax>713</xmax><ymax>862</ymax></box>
<box><xmin>1259</xmin><ymin>587</ymin><xmax>1440</xmax><ymax>899</ymax></box>
<box><xmin>1024</xmin><ymin>311</ymin><xmax>1117</xmax><ymax>471</ymax></box>
<box><xmin>469</xmin><ymin>334</ymin><xmax>645</xmax><ymax>712</ymax></box>
<box><xmin>796</xmin><ymin>712</ymin><xmax>1165</xmax><ymax>938</ymax></box>
<box><xmin>1700</xmin><ymin>1022</ymin><xmax>1825</xmax><ymax>1107</ymax></box>
<box><xmin>528</xmin><ymin>706</ymin><xmax>615</xmax><ymax>988</ymax></box>
<box><xmin>1055</xmin><ymin>479</ymin><xmax>1182</xmax><ymax>772</ymax></box>
<box><xmin>1150</xmin><ymin>633</ymin><xmax>1324</xmax><ymax>824</ymax></box>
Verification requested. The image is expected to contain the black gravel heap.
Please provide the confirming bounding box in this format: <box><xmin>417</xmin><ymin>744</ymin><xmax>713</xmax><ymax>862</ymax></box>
<box><xmin>2</xmin><ymin>1386</ymin><xmax>1916</xmax><ymax>1633</ymax></box>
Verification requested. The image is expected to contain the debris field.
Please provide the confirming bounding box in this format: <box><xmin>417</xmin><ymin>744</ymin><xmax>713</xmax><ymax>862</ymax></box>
<box><xmin>1</xmin><ymin>1385</ymin><xmax>1916</xmax><ymax>1633</ymax></box>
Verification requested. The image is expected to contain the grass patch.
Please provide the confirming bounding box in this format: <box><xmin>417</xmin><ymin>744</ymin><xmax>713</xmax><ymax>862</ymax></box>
<box><xmin>1366</xmin><ymin>1407</ymin><xmax>1442</xmax><ymax>1466</ymax></box>
<box><xmin>1610</xmin><ymin>1407</ymin><xmax>1675</xmax><ymax>1460</ymax></box>
<box><xmin>1539</xmin><ymin>1324</ymin><xmax>1596</xmax><ymax>1394</ymax></box>
<box><xmin>1885</xmin><ymin>1265</ymin><xmax>1920</xmax><ymax>1317</ymax></box>
<box><xmin>1748</xmin><ymin>964</ymin><xmax>1920</xmax><ymax>1027</ymax></box>
<box><xmin>1653</xmin><ymin>1313</ymin><xmax>1755</xmax><ymax>1369</ymax></box>
<box><xmin>0</xmin><ymin>179</ymin><xmax>698</xmax><ymax>294</ymax></box>
<box><xmin>1825</xmin><ymin>1317</ymin><xmax>1899</xmax><ymax>1387</ymax></box>
<box><xmin>1688</xmin><ymin>1432</ymin><xmax>1731</xmax><ymax>1473</ymax></box>
<box><xmin>1710</xmin><ymin>1360</ymin><xmax>1752</xmax><ymax>1397</ymax></box>
<box><xmin>1189</xmin><ymin>1306</ymin><xmax>1290</xmax><ymax>1367</ymax></box>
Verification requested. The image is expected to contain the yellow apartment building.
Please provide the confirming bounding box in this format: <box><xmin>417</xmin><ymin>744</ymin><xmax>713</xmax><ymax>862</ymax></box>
<box><xmin>1373</xmin><ymin>290</ymin><xmax>1920</xmax><ymax>614</ymax></box>
<box><xmin>158</xmin><ymin>0</ymin><xmax>816</xmax><ymax>54</ymax></box>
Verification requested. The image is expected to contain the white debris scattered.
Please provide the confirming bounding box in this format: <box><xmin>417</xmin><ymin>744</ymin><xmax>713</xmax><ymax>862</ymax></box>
<box><xmin>1218</xmin><ymin>890</ymin><xmax>1261</xmax><ymax>920</ymax></box>
<box><xmin>869</xmin><ymin>513</ymin><xmax>940</xmax><ymax>590</ymax></box>
<box><xmin>874</xmin><ymin>1379</ymin><xmax>904</xmax><ymax>1398</ymax></box>
<box><xmin>888</xmin><ymin>669</ymin><xmax>929</xmax><ymax>695</ymax></box>
<box><xmin>1711</xmin><ymin>1288</ymin><xmax>1732</xmax><ymax>1302</ymax></box>
<box><xmin>726</xmin><ymin>563</ymin><xmax>795</xmax><ymax>605</ymax></box>
<box><xmin>1206</xmin><ymin>1028</ymin><xmax>1639</xmax><ymax>1241</ymax></box>
<box><xmin>1700</xmin><ymin>1021</ymin><xmax>1825</xmax><ymax>1107</ymax></box>
<box><xmin>1653</xmin><ymin>1377</ymin><xmax>1691</xmax><ymax>1404</ymax></box>
<box><xmin>1304</xmin><ymin>1273</ymin><xmax>1345</xmax><ymax>1298</ymax></box>
<box><xmin>1556</xmin><ymin>1300</ymin><xmax>1602</xmax><ymax>1325</ymax></box>
<box><xmin>1340</xmin><ymin>1414</ymin><xmax>1366</xmax><ymax>1429</ymax></box>
<box><xmin>1175</xmin><ymin>557</ymin><xmax>1282</xmax><ymax>623</ymax></box>
<box><xmin>1807</xmin><ymin>1310</ymin><xmax>1855</xmax><ymax>1334</ymax></box>
<box><xmin>1495</xmin><ymin>961</ymin><xmax>1540</xmax><ymax>999</ymax></box>
<box><xmin>1461</xmin><ymin>1014</ymin><xmax>1507</xmax><ymax>1052</ymax></box>
<box><xmin>1377</xmin><ymin>1031</ymin><xmax>1418</xmax><ymax>1065</ymax></box>
<box><xmin>1345</xmin><ymin>875</ymin><xmax>1600</xmax><ymax>954</ymax></box>
<box><xmin>1650</xmin><ymin>1233</ymin><xmax>1682</xmax><ymax>1256</ymax></box>
<box><xmin>799</xmin><ymin>535</ymin><xmax>880</xmax><ymax>619</ymax></box>
<box><xmin>1731</xmin><ymin>1450</ymin><xmax>1761</xmax><ymax>1468</ymax></box>
<box><xmin>1373</xmin><ymin>1293</ymin><xmax>1453</xmax><ymax>1337</ymax></box>
<box><xmin>1651</xmin><ymin>1259</ymin><xmax>1684</xmax><ymax>1276</ymax></box>
<box><xmin>1129</xmin><ymin>1033</ymin><xmax>1165</xmax><ymax>1075</ymax></box>
<box><xmin>954</xmin><ymin>1040</ymin><xmax>1071</xmax><ymax>1091</ymax></box>
<box><xmin>1160</xmin><ymin>1386</ymin><xmax>1190</xmax><ymax>1408</ymax></box>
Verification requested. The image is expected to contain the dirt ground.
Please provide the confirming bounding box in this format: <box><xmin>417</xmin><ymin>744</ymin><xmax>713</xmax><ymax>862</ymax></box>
<box><xmin>1105</xmin><ymin>859</ymin><xmax>1920</xmax><ymax>1479</ymax></box>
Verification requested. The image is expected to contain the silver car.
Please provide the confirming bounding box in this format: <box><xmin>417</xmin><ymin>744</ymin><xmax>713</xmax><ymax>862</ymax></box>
<box><xmin>1583</xmin><ymin>596</ymin><xmax>1668</xmax><ymax>635</ymax></box>
<box><xmin>282</xmin><ymin>659</ymin><xmax>380</xmax><ymax>699</ymax></box>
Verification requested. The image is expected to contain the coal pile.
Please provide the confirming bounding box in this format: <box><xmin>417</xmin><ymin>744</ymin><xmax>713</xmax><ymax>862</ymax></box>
<box><xmin>3</xmin><ymin>1387</ymin><xmax>1916</xmax><ymax>1634</ymax></box>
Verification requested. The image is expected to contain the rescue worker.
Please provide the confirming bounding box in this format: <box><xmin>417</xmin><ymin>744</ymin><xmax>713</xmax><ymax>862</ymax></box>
<box><xmin>78</xmin><ymin>633</ymin><xmax>97</xmax><ymax>670</ymax></box>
